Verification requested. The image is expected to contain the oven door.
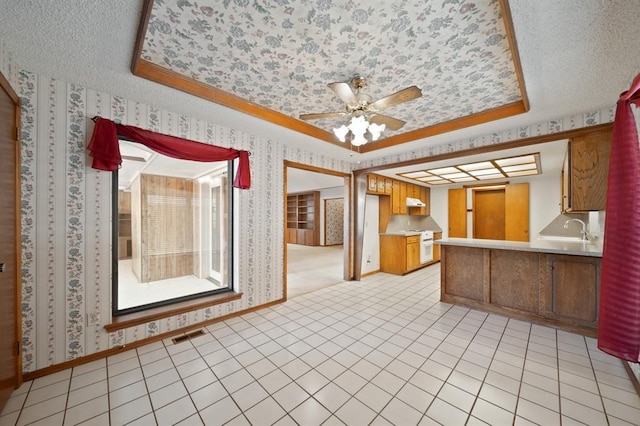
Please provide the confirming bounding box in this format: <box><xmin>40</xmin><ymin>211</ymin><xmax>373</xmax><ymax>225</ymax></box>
<box><xmin>420</xmin><ymin>233</ymin><xmax>434</xmax><ymax>263</ymax></box>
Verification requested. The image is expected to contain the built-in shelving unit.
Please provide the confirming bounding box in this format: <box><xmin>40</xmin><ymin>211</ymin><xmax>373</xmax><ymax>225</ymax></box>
<box><xmin>286</xmin><ymin>191</ymin><xmax>320</xmax><ymax>246</ymax></box>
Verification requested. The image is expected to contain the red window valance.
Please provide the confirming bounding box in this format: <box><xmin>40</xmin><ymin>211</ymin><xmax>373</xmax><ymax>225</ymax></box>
<box><xmin>87</xmin><ymin>117</ymin><xmax>251</xmax><ymax>189</ymax></box>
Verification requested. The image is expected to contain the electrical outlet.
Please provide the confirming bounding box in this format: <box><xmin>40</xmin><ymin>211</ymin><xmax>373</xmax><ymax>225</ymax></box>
<box><xmin>87</xmin><ymin>313</ymin><xmax>100</xmax><ymax>327</ymax></box>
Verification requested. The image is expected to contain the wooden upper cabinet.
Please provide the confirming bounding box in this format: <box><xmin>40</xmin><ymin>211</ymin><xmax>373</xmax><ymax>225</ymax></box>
<box><xmin>384</xmin><ymin>178</ymin><xmax>393</xmax><ymax>194</ymax></box>
<box><xmin>399</xmin><ymin>182</ymin><xmax>407</xmax><ymax>214</ymax></box>
<box><xmin>367</xmin><ymin>174</ymin><xmax>378</xmax><ymax>194</ymax></box>
<box><xmin>391</xmin><ymin>180</ymin><xmax>401</xmax><ymax>214</ymax></box>
<box><xmin>562</xmin><ymin>129</ymin><xmax>612</xmax><ymax>212</ymax></box>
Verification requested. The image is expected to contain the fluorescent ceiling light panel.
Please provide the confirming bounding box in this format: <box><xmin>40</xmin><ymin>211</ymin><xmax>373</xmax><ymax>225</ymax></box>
<box><xmin>495</xmin><ymin>155</ymin><xmax>536</xmax><ymax>166</ymax></box>
<box><xmin>401</xmin><ymin>171</ymin><xmax>431</xmax><ymax>178</ymax></box>
<box><xmin>502</xmin><ymin>163</ymin><xmax>537</xmax><ymax>172</ymax></box>
<box><xmin>468</xmin><ymin>168</ymin><xmax>500</xmax><ymax>176</ymax></box>
<box><xmin>427</xmin><ymin>167</ymin><xmax>459</xmax><ymax>175</ymax></box>
<box><xmin>397</xmin><ymin>152</ymin><xmax>540</xmax><ymax>187</ymax></box>
<box><xmin>458</xmin><ymin>161</ymin><xmax>493</xmax><ymax>171</ymax></box>
<box><xmin>440</xmin><ymin>172</ymin><xmax>469</xmax><ymax>179</ymax></box>
<box><xmin>507</xmin><ymin>170</ymin><xmax>538</xmax><ymax>177</ymax></box>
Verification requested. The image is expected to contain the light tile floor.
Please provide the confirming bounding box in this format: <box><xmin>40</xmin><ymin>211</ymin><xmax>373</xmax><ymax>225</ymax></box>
<box><xmin>2</xmin><ymin>265</ymin><xmax>639</xmax><ymax>425</ymax></box>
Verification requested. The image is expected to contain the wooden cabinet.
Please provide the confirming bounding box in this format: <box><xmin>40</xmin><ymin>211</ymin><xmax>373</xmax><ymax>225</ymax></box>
<box><xmin>380</xmin><ymin>234</ymin><xmax>422</xmax><ymax>275</ymax></box>
<box><xmin>406</xmin><ymin>236</ymin><xmax>422</xmax><ymax>271</ymax></box>
<box><xmin>433</xmin><ymin>232</ymin><xmax>442</xmax><ymax>262</ymax></box>
<box><xmin>369</xmin><ymin>173</ymin><xmax>430</xmax><ymax>216</ymax></box>
<box><xmin>440</xmin><ymin>244</ymin><xmax>602</xmax><ymax>336</ymax></box>
<box><xmin>286</xmin><ymin>191</ymin><xmax>320</xmax><ymax>246</ymax></box>
<box><xmin>562</xmin><ymin>129</ymin><xmax>612</xmax><ymax>212</ymax></box>
<box><xmin>542</xmin><ymin>254</ymin><xmax>600</xmax><ymax>329</ymax></box>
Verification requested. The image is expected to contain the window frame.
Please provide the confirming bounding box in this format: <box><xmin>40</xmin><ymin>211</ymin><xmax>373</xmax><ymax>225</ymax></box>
<box><xmin>111</xmin><ymin>160</ymin><xmax>235</xmax><ymax>317</ymax></box>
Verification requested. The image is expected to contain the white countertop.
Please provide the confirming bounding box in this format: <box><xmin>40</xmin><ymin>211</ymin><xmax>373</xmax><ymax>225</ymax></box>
<box><xmin>436</xmin><ymin>237</ymin><xmax>603</xmax><ymax>257</ymax></box>
<box><xmin>380</xmin><ymin>231</ymin><xmax>423</xmax><ymax>236</ymax></box>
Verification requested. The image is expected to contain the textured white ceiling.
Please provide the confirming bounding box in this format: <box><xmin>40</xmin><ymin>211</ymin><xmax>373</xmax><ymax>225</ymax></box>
<box><xmin>1</xmin><ymin>0</ymin><xmax>639</xmax><ymax>163</ymax></box>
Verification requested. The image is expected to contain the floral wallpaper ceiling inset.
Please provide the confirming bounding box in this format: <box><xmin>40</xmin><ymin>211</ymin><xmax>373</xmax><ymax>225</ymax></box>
<box><xmin>138</xmin><ymin>0</ymin><xmax>526</xmax><ymax>150</ymax></box>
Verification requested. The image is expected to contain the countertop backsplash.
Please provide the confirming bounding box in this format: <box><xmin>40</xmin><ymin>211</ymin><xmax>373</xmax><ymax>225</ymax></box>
<box><xmin>538</xmin><ymin>211</ymin><xmax>605</xmax><ymax>241</ymax></box>
<box><xmin>385</xmin><ymin>215</ymin><xmax>443</xmax><ymax>233</ymax></box>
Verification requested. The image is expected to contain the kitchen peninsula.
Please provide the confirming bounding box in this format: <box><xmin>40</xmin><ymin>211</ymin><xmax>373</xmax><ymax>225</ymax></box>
<box><xmin>437</xmin><ymin>238</ymin><xmax>603</xmax><ymax>336</ymax></box>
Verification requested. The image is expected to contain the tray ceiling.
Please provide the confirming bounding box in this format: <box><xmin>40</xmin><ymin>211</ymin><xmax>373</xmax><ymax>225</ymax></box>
<box><xmin>133</xmin><ymin>0</ymin><xmax>528</xmax><ymax>153</ymax></box>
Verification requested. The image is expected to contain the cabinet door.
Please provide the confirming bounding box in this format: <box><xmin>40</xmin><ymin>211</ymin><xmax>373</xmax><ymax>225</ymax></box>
<box><xmin>385</xmin><ymin>178</ymin><xmax>393</xmax><ymax>194</ymax></box>
<box><xmin>569</xmin><ymin>130</ymin><xmax>611</xmax><ymax>211</ymax></box>
<box><xmin>399</xmin><ymin>182</ymin><xmax>407</xmax><ymax>214</ymax></box>
<box><xmin>543</xmin><ymin>255</ymin><xmax>601</xmax><ymax>329</ymax></box>
<box><xmin>433</xmin><ymin>232</ymin><xmax>442</xmax><ymax>261</ymax></box>
<box><xmin>406</xmin><ymin>242</ymin><xmax>421</xmax><ymax>271</ymax></box>
<box><xmin>561</xmin><ymin>149</ymin><xmax>570</xmax><ymax>212</ymax></box>
<box><xmin>367</xmin><ymin>175</ymin><xmax>377</xmax><ymax>193</ymax></box>
<box><xmin>421</xmin><ymin>187</ymin><xmax>430</xmax><ymax>215</ymax></box>
<box><xmin>391</xmin><ymin>180</ymin><xmax>401</xmax><ymax>214</ymax></box>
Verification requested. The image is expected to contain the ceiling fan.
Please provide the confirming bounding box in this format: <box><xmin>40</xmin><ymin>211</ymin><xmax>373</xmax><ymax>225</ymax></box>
<box><xmin>299</xmin><ymin>76</ymin><xmax>422</xmax><ymax>144</ymax></box>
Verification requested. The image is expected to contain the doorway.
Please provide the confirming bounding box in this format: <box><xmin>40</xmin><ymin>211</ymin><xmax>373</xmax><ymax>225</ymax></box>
<box><xmin>0</xmin><ymin>72</ymin><xmax>21</xmax><ymax>412</ymax></box>
<box><xmin>284</xmin><ymin>162</ymin><xmax>350</xmax><ymax>299</ymax></box>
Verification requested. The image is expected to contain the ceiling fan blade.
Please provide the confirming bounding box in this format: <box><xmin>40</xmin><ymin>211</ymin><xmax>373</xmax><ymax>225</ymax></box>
<box><xmin>369</xmin><ymin>86</ymin><xmax>422</xmax><ymax>111</ymax></box>
<box><xmin>369</xmin><ymin>113</ymin><xmax>406</xmax><ymax>131</ymax></box>
<box><xmin>327</xmin><ymin>82</ymin><xmax>358</xmax><ymax>105</ymax></box>
<box><xmin>299</xmin><ymin>112</ymin><xmax>348</xmax><ymax>121</ymax></box>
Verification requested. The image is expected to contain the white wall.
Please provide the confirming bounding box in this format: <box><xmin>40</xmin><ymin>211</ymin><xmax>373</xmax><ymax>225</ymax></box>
<box><xmin>430</xmin><ymin>172</ymin><xmax>562</xmax><ymax>241</ymax></box>
<box><xmin>361</xmin><ymin>195</ymin><xmax>380</xmax><ymax>274</ymax></box>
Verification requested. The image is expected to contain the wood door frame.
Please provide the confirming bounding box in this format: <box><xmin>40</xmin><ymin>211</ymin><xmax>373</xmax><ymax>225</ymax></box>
<box><xmin>0</xmin><ymin>69</ymin><xmax>22</xmax><ymax>409</ymax></box>
<box><xmin>283</xmin><ymin>161</ymin><xmax>352</xmax><ymax>301</ymax></box>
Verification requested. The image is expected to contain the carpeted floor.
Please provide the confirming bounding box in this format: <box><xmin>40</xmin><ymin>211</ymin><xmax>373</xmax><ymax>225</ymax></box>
<box><xmin>286</xmin><ymin>244</ymin><xmax>345</xmax><ymax>298</ymax></box>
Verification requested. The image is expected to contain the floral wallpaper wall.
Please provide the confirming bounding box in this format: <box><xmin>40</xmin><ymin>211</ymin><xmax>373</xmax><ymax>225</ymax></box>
<box><xmin>324</xmin><ymin>198</ymin><xmax>344</xmax><ymax>246</ymax></box>
<box><xmin>2</xmin><ymin>39</ymin><xmax>635</xmax><ymax>383</ymax></box>
<box><xmin>16</xmin><ymin>67</ymin><xmax>352</xmax><ymax>372</ymax></box>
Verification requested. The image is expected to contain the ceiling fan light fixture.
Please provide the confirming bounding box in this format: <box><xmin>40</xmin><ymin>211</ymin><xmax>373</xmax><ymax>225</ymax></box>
<box><xmin>332</xmin><ymin>115</ymin><xmax>386</xmax><ymax>146</ymax></box>
<box><xmin>333</xmin><ymin>124</ymin><xmax>349</xmax><ymax>142</ymax></box>
<box><xmin>369</xmin><ymin>122</ymin><xmax>386</xmax><ymax>141</ymax></box>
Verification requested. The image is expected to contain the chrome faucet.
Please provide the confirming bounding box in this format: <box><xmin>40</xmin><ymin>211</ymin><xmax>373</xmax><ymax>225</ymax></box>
<box><xmin>564</xmin><ymin>218</ymin><xmax>589</xmax><ymax>241</ymax></box>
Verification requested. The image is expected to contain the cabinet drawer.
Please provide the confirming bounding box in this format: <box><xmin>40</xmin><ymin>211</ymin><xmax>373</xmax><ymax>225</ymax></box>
<box><xmin>406</xmin><ymin>235</ymin><xmax>420</xmax><ymax>244</ymax></box>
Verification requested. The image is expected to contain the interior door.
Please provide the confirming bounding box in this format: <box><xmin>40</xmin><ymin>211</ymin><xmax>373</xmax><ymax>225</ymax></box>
<box><xmin>0</xmin><ymin>72</ymin><xmax>21</xmax><ymax>411</ymax></box>
<box><xmin>505</xmin><ymin>183</ymin><xmax>530</xmax><ymax>241</ymax></box>
<box><xmin>448</xmin><ymin>188</ymin><xmax>467</xmax><ymax>238</ymax></box>
<box><xmin>473</xmin><ymin>189</ymin><xmax>506</xmax><ymax>240</ymax></box>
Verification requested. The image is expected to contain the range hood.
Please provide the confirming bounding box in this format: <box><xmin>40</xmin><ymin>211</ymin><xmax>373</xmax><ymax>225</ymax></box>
<box><xmin>406</xmin><ymin>197</ymin><xmax>426</xmax><ymax>207</ymax></box>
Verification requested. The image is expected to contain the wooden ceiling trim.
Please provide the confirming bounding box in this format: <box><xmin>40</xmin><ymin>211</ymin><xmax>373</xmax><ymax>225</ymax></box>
<box><xmin>500</xmin><ymin>0</ymin><xmax>530</xmax><ymax>112</ymax></box>
<box><xmin>131</xmin><ymin>0</ymin><xmax>530</xmax><ymax>153</ymax></box>
<box><xmin>132</xmin><ymin>59</ymin><xmax>345</xmax><ymax>146</ymax></box>
<box><xmin>359</xmin><ymin>100</ymin><xmax>529</xmax><ymax>153</ymax></box>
